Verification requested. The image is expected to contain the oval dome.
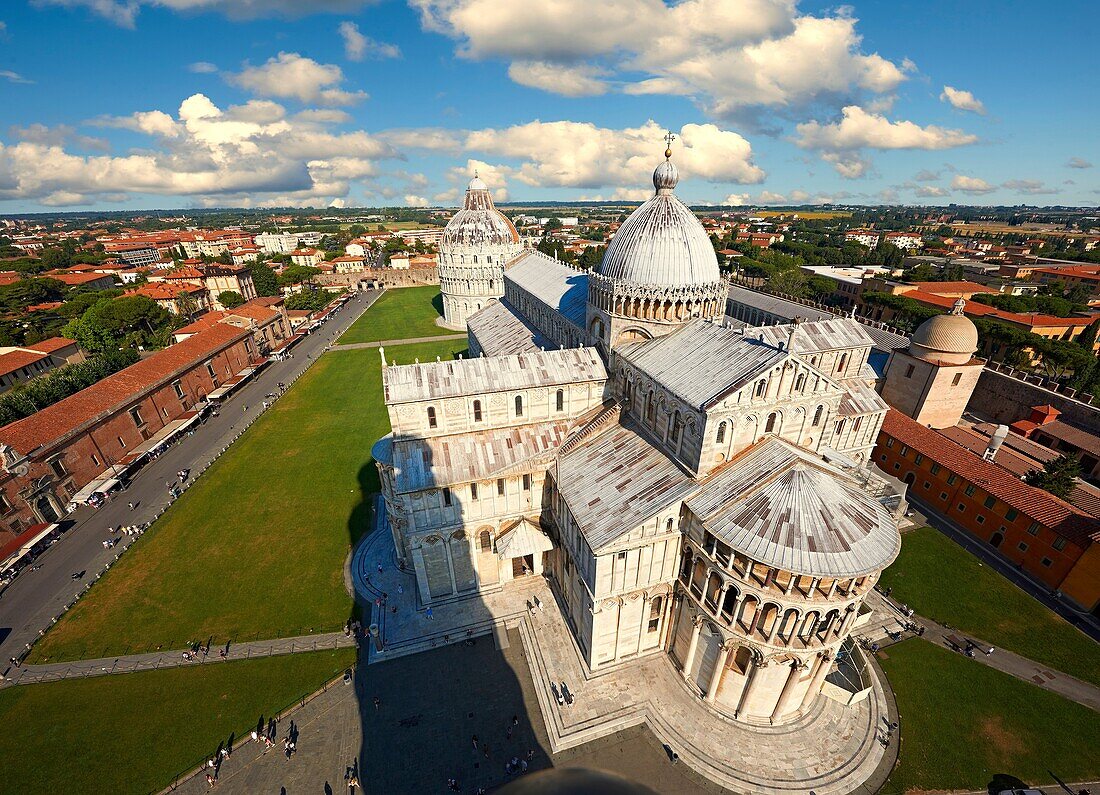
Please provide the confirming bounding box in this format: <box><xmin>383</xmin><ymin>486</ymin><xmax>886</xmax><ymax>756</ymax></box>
<box><xmin>441</xmin><ymin>176</ymin><xmax>519</xmax><ymax>248</ymax></box>
<box><xmin>909</xmin><ymin>300</ymin><xmax>978</xmax><ymax>364</ymax></box>
<box><xmin>598</xmin><ymin>158</ymin><xmax>720</xmax><ymax>289</ymax></box>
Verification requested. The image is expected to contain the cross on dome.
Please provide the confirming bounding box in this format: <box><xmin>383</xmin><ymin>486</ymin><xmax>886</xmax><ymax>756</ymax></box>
<box><xmin>664</xmin><ymin>130</ymin><xmax>676</xmax><ymax>160</ymax></box>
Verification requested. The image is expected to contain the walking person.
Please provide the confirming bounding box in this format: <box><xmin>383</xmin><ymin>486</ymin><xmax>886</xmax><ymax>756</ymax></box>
<box><xmin>128</xmin><ymin>502</ymin><xmax>134</xmax><ymax>511</ymax></box>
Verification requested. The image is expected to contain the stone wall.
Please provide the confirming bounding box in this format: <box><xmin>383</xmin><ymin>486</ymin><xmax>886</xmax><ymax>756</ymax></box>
<box><xmin>317</xmin><ymin>267</ymin><xmax>439</xmax><ymax>289</ymax></box>
<box><xmin>968</xmin><ymin>365</ymin><xmax>1100</xmax><ymax>433</ymax></box>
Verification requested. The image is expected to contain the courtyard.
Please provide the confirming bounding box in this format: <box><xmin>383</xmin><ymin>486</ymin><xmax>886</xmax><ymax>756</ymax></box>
<box><xmin>878</xmin><ymin>526</ymin><xmax>1100</xmax><ymax>687</ymax></box>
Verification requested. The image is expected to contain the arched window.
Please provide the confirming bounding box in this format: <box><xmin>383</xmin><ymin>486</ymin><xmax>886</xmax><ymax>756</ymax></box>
<box><xmin>835</xmin><ymin>419</ymin><xmax>846</xmax><ymax>436</ymax></box>
<box><xmin>716</xmin><ymin>421</ymin><xmax>727</xmax><ymax>444</ymax></box>
<box><xmin>666</xmin><ymin>517</ymin><xmax>674</xmax><ymax>532</ymax></box>
<box><xmin>479</xmin><ymin>530</ymin><xmax>492</xmax><ymax>552</ymax></box>
<box><xmin>645</xmin><ymin>390</ymin><xmax>655</xmax><ymax>422</ymax></box>
<box><xmin>472</xmin><ymin>255</ymin><xmax>478</xmax><ymax>263</ymax></box>
<box><xmin>812</xmin><ymin>405</ymin><xmax>824</xmax><ymax>427</ymax></box>
<box><xmin>794</xmin><ymin>373</ymin><xmax>806</xmax><ymax>393</ymax></box>
<box><xmin>555</xmin><ymin>389</ymin><xmax>564</xmax><ymax>412</ymax></box>
<box><xmin>754</xmin><ymin>379</ymin><xmax>767</xmax><ymax>398</ymax></box>
<box><xmin>648</xmin><ymin>596</ymin><xmax>663</xmax><ymax>631</ymax></box>
<box><xmin>765</xmin><ymin>412</ymin><xmax>778</xmax><ymax>433</ymax></box>
<box><xmin>671</xmin><ymin>410</ymin><xmax>683</xmax><ymax>443</ymax></box>
<box><xmin>836</xmin><ymin>353</ymin><xmax>848</xmax><ymax>373</ymax></box>
<box><xmin>515</xmin><ymin>395</ymin><xmax>524</xmax><ymax>417</ymax></box>
<box><xmin>427</xmin><ymin>407</ymin><xmax>437</xmax><ymax>428</ymax></box>
<box><xmin>473</xmin><ymin>400</ymin><xmax>482</xmax><ymax>422</ymax></box>
<box><xmin>486</xmin><ymin>255</ymin><xmax>492</xmax><ymax>263</ymax></box>
<box><xmin>853</xmin><ymin>416</ymin><xmax>863</xmax><ymax>433</ymax></box>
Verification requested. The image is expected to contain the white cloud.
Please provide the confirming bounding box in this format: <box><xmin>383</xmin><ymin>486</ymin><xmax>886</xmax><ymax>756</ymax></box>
<box><xmin>188</xmin><ymin>61</ymin><xmax>218</xmax><ymax>73</ymax></box>
<box><xmin>412</xmin><ymin>1</ymin><xmax>911</xmax><ymax>122</ymax></box>
<box><xmin>914</xmin><ymin>185</ymin><xmax>948</xmax><ymax>198</ymax></box>
<box><xmin>796</xmin><ymin>105</ymin><xmax>977</xmax><ymax>177</ymax></box>
<box><xmin>35</xmin><ymin>0</ymin><xmax>375</xmax><ymax>28</ymax></box>
<box><xmin>1067</xmin><ymin>157</ymin><xmax>1093</xmax><ymax>169</ymax></box>
<box><xmin>507</xmin><ymin>62</ymin><xmax>608</xmax><ymax>97</ymax></box>
<box><xmin>460</xmin><ymin>120</ymin><xmax>764</xmax><ymax>189</ymax></box>
<box><xmin>939</xmin><ymin>85</ymin><xmax>985</xmax><ymax>114</ymax></box>
<box><xmin>378</xmin><ymin>128</ymin><xmax>463</xmax><ymax>152</ymax></box>
<box><xmin>447</xmin><ymin>159</ymin><xmax>512</xmax><ymax>201</ymax></box>
<box><xmin>951</xmin><ymin>175</ymin><xmax>995</xmax><ymax>194</ymax></box>
<box><xmin>913</xmin><ymin>169</ymin><xmax>941</xmax><ymax>182</ymax></box>
<box><xmin>0</xmin><ymin>92</ymin><xmax>399</xmax><ymax>208</ymax></box>
<box><xmin>339</xmin><ymin>21</ymin><xmax>400</xmax><ymax>61</ymax></box>
<box><xmin>404</xmin><ymin>194</ymin><xmax>429</xmax><ymax>207</ymax></box>
<box><xmin>0</xmin><ymin>70</ymin><xmax>33</xmax><ymax>85</ymax></box>
<box><xmin>1002</xmin><ymin>179</ymin><xmax>1058</xmax><ymax>195</ymax></box>
<box><xmin>228</xmin><ymin>52</ymin><xmax>367</xmax><ymax>106</ymax></box>
<box><xmin>723</xmin><ymin>193</ymin><xmax>750</xmax><ymax>206</ymax></box>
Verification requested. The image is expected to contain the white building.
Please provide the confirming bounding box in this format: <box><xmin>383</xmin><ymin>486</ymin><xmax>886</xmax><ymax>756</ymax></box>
<box><xmin>290</xmin><ymin>248</ymin><xmax>325</xmax><ymax>268</ymax></box>
<box><xmin>255</xmin><ymin>233</ymin><xmax>300</xmax><ymax>255</ymax></box>
<box><xmin>375</xmin><ymin>147</ymin><xmax>905</xmax><ymax>726</ymax></box>
<box><xmin>845</xmin><ymin>229</ymin><xmax>881</xmax><ymax>249</ymax></box>
<box><xmin>436</xmin><ymin>175</ymin><xmax>524</xmax><ymax>329</ymax></box>
<box><xmin>884</xmin><ymin>232</ymin><xmax>923</xmax><ymax>251</ymax></box>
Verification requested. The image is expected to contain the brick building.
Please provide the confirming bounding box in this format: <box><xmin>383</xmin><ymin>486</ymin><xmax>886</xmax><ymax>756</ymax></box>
<box><xmin>0</xmin><ymin>325</ymin><xmax>259</xmax><ymax>537</ymax></box>
<box><xmin>875</xmin><ymin>408</ymin><xmax>1100</xmax><ymax>613</ymax></box>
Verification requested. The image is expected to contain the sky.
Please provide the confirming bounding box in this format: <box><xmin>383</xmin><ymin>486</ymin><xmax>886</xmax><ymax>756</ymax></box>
<box><xmin>0</xmin><ymin>0</ymin><xmax>1097</xmax><ymax>213</ymax></box>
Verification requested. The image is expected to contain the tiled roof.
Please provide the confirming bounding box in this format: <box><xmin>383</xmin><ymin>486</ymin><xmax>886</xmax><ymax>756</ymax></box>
<box><xmin>908</xmin><ymin>290</ymin><xmax>1095</xmax><ymax>328</ymax></box>
<box><xmin>754</xmin><ymin>317</ymin><xmax>875</xmax><ymax>353</ymax></box>
<box><xmin>467</xmin><ymin>299</ymin><xmax>551</xmax><ymax>357</ymax></box>
<box><xmin>382</xmin><ymin>347</ymin><xmax>607</xmax><ymax>404</ymax></box>
<box><xmin>881</xmin><ymin>409</ymin><xmax>1100</xmax><ymax>546</ymax></box>
<box><xmin>504</xmin><ymin>250</ymin><xmax>588</xmax><ymax>330</ymax></box>
<box><xmin>26</xmin><ymin>337</ymin><xmax>77</xmax><ymax>354</ymax></box>
<box><xmin>0</xmin><ymin>325</ymin><xmax>248</xmax><ymax>456</ymax></box>
<box><xmin>912</xmin><ymin>281</ymin><xmax>999</xmax><ymax>295</ymax></box>
<box><xmin>1033</xmin><ymin>419</ymin><xmax>1100</xmax><ymax>458</ymax></box>
<box><xmin>0</xmin><ymin>350</ymin><xmax>49</xmax><ymax>377</ymax></box>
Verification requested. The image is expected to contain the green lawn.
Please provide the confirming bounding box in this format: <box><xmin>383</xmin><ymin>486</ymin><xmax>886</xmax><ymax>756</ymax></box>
<box><xmin>30</xmin><ymin>339</ymin><xmax>468</xmax><ymax>662</ymax></box>
<box><xmin>338</xmin><ymin>285</ymin><xmax>463</xmax><ymax>344</ymax></box>
<box><xmin>0</xmin><ymin>648</ymin><xmax>354</xmax><ymax>795</ymax></box>
<box><xmin>881</xmin><ymin>639</ymin><xmax>1100</xmax><ymax>793</ymax></box>
<box><xmin>880</xmin><ymin>527</ymin><xmax>1100</xmax><ymax>687</ymax></box>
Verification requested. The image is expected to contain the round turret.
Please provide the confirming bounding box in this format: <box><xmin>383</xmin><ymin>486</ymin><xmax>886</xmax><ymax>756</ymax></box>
<box><xmin>909</xmin><ymin>299</ymin><xmax>979</xmax><ymax>365</ymax></box>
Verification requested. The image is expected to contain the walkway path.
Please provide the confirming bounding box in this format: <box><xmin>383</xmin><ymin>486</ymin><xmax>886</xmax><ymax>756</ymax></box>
<box><xmin>0</xmin><ymin>290</ymin><xmax>379</xmax><ymax>673</ymax></box>
<box><xmin>859</xmin><ymin>590</ymin><xmax>1100</xmax><ymax>712</ymax></box>
<box><xmin>2</xmin><ymin>631</ymin><xmax>357</xmax><ymax>686</ymax></box>
<box><xmin>332</xmin><ymin>332</ymin><xmax>466</xmax><ymax>351</ymax></box>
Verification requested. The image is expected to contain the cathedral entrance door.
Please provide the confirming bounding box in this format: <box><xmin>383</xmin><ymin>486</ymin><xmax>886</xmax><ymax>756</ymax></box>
<box><xmin>512</xmin><ymin>554</ymin><xmax>534</xmax><ymax>578</ymax></box>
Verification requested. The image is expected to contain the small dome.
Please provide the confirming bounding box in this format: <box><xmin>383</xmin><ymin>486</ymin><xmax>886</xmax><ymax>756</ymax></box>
<box><xmin>441</xmin><ymin>174</ymin><xmax>520</xmax><ymax>248</ymax></box>
<box><xmin>598</xmin><ymin>153</ymin><xmax>720</xmax><ymax>289</ymax></box>
<box><xmin>909</xmin><ymin>300</ymin><xmax>978</xmax><ymax>364</ymax></box>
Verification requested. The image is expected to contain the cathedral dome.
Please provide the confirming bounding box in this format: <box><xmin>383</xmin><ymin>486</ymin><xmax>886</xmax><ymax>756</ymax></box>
<box><xmin>597</xmin><ymin>152</ymin><xmax>720</xmax><ymax>289</ymax></box>
<box><xmin>909</xmin><ymin>299</ymin><xmax>978</xmax><ymax>365</ymax></box>
<box><xmin>441</xmin><ymin>174</ymin><xmax>520</xmax><ymax>248</ymax></box>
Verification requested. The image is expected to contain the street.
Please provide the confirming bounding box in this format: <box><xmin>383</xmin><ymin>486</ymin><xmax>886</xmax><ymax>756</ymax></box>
<box><xmin>0</xmin><ymin>289</ymin><xmax>380</xmax><ymax>672</ymax></box>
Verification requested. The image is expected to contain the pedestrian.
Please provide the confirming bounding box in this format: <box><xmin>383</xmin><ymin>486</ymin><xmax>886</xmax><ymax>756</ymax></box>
<box><xmin>471</xmin><ymin>734</ymin><xmax>478</xmax><ymax>750</ymax></box>
<box><xmin>377</xmin><ymin>563</ymin><xmax>383</xmax><ymax>575</ymax></box>
<box><xmin>483</xmin><ymin>743</ymin><xmax>490</xmax><ymax>759</ymax></box>
<box><xmin>526</xmin><ymin>749</ymin><xmax>534</xmax><ymax>761</ymax></box>
<box><xmin>373</xmin><ymin>696</ymin><xmax>381</xmax><ymax>711</ymax></box>
<box><xmin>397</xmin><ymin>584</ymin><xmax>404</xmax><ymax>595</ymax></box>
<box><xmin>426</xmin><ymin>607</ymin><xmax>434</xmax><ymax>620</ymax></box>
<box><xmin>128</xmin><ymin>502</ymin><xmax>134</xmax><ymax>511</ymax></box>
<box><xmin>205</xmin><ymin>772</ymin><xmax>215</xmax><ymax>788</ymax></box>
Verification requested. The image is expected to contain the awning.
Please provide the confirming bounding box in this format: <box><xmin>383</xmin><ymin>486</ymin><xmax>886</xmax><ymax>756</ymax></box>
<box><xmin>1</xmin><ymin>523</ymin><xmax>59</xmax><ymax>575</ymax></box>
<box><xmin>67</xmin><ymin>464</ymin><xmax>129</xmax><ymax>506</ymax></box>
<box><xmin>207</xmin><ymin>366</ymin><xmax>257</xmax><ymax>401</ymax></box>
<box><xmin>496</xmin><ymin>517</ymin><xmax>554</xmax><ymax>559</ymax></box>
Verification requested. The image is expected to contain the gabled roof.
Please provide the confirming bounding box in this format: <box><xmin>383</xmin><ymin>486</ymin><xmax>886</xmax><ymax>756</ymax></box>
<box><xmin>687</xmin><ymin>436</ymin><xmax>900</xmax><ymax>577</ymax></box>
<box><xmin>881</xmin><ymin>409</ymin><xmax>1100</xmax><ymax>546</ymax></box>
<box><xmin>504</xmin><ymin>250</ymin><xmax>588</xmax><ymax>330</ymax></box>
<box><xmin>0</xmin><ymin>350</ymin><xmax>49</xmax><ymax>377</ymax></box>
<box><xmin>618</xmin><ymin>320</ymin><xmax>787</xmax><ymax>409</ymax></box>
<box><xmin>467</xmin><ymin>299</ymin><xmax>552</xmax><ymax>357</ymax></box>
<box><xmin>754</xmin><ymin>317</ymin><xmax>875</xmax><ymax>354</ymax></box>
<box><xmin>382</xmin><ymin>347</ymin><xmax>607</xmax><ymax>404</ymax></box>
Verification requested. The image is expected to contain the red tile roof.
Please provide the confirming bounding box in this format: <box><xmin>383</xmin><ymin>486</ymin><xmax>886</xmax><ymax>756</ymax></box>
<box><xmin>49</xmin><ymin>272</ymin><xmax>115</xmax><ymax>286</ymax></box>
<box><xmin>0</xmin><ymin>324</ymin><xmax>249</xmax><ymax>456</ymax></box>
<box><xmin>26</xmin><ymin>337</ymin><xmax>77</xmax><ymax>354</ymax></box>
<box><xmin>0</xmin><ymin>350</ymin><xmax>49</xmax><ymax>378</ymax></box>
<box><xmin>907</xmin><ymin>290</ymin><xmax>1095</xmax><ymax>328</ymax></box>
<box><xmin>911</xmin><ymin>281</ymin><xmax>998</xmax><ymax>296</ymax></box>
<box><xmin>881</xmin><ymin>409</ymin><xmax>1100</xmax><ymax>546</ymax></box>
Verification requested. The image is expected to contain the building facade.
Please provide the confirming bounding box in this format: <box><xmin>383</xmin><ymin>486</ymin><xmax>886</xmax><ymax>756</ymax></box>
<box><xmin>375</xmin><ymin>149</ymin><xmax>906</xmax><ymax>724</ymax></box>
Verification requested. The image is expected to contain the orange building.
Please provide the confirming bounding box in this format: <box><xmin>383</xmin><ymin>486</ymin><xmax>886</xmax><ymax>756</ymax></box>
<box><xmin>875</xmin><ymin>409</ymin><xmax>1100</xmax><ymax>613</ymax></box>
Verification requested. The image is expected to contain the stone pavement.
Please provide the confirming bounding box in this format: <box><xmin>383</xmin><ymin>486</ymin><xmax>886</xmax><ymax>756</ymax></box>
<box><xmin>350</xmin><ymin>527</ymin><xmax>890</xmax><ymax>795</ymax></box>
<box><xmin>2</xmin><ymin>631</ymin><xmax>357</xmax><ymax>686</ymax></box>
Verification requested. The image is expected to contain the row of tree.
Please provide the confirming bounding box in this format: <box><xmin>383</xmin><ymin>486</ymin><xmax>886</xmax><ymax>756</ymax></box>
<box><xmin>0</xmin><ymin>349</ymin><xmax>139</xmax><ymax>426</ymax></box>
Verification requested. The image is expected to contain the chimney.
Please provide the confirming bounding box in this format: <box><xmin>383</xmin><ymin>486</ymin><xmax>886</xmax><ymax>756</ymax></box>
<box><xmin>983</xmin><ymin>424</ymin><xmax>1009</xmax><ymax>461</ymax></box>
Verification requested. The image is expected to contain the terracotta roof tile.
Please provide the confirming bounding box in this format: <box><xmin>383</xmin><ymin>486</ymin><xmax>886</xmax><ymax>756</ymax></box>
<box><xmin>0</xmin><ymin>350</ymin><xmax>49</xmax><ymax>377</ymax></box>
<box><xmin>881</xmin><ymin>409</ymin><xmax>1100</xmax><ymax>546</ymax></box>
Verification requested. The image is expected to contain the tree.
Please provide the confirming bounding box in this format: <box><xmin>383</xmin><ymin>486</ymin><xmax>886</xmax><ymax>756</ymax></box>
<box><xmin>218</xmin><ymin>290</ymin><xmax>246</xmax><ymax>309</ymax></box>
<box><xmin>39</xmin><ymin>247</ymin><xmax>72</xmax><ymax>271</ymax></box>
<box><xmin>250</xmin><ymin>262</ymin><xmax>279</xmax><ymax>297</ymax></box>
<box><xmin>544</xmin><ymin>217</ymin><xmax>563</xmax><ymax>232</ymax></box>
<box><xmin>215</xmin><ymin>251</ymin><xmax>232</xmax><ymax>265</ymax></box>
<box><xmin>1023</xmin><ymin>455</ymin><xmax>1080</xmax><ymax>500</ymax></box>
<box><xmin>278</xmin><ymin>265</ymin><xmax>321</xmax><ymax>287</ymax></box>
<box><xmin>284</xmin><ymin>290</ymin><xmax>334</xmax><ymax>312</ymax></box>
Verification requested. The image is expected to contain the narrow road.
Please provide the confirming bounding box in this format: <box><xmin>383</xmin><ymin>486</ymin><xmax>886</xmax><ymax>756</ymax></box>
<box><xmin>0</xmin><ymin>290</ymin><xmax>381</xmax><ymax>671</ymax></box>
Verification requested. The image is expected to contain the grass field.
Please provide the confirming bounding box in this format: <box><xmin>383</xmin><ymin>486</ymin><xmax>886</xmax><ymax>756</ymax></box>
<box><xmin>0</xmin><ymin>648</ymin><xmax>354</xmax><ymax>795</ymax></box>
<box><xmin>339</xmin><ymin>221</ymin><xmax>441</xmax><ymax>231</ymax></box>
<box><xmin>753</xmin><ymin>210</ymin><xmax>852</xmax><ymax>219</ymax></box>
<box><xmin>881</xmin><ymin>639</ymin><xmax>1100</xmax><ymax>793</ymax></box>
<box><xmin>30</xmin><ymin>339</ymin><xmax>468</xmax><ymax>662</ymax></box>
<box><xmin>879</xmin><ymin>527</ymin><xmax>1100</xmax><ymax>687</ymax></box>
<box><xmin>338</xmin><ymin>286</ymin><xmax>463</xmax><ymax>344</ymax></box>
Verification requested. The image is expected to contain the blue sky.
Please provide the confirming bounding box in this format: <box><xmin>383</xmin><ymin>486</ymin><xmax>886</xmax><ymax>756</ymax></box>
<box><xmin>0</xmin><ymin>0</ymin><xmax>1096</xmax><ymax>212</ymax></box>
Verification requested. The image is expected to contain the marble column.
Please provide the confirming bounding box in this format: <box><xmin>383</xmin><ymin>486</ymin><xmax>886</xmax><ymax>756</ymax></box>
<box><xmin>770</xmin><ymin>660</ymin><xmax>806</xmax><ymax>723</ymax></box>
<box><xmin>800</xmin><ymin>651</ymin><xmax>834</xmax><ymax>710</ymax></box>
<box><xmin>681</xmin><ymin>615</ymin><xmax>704</xmax><ymax>680</ymax></box>
<box><xmin>706</xmin><ymin>645</ymin><xmax>732</xmax><ymax>703</ymax></box>
<box><xmin>736</xmin><ymin>657</ymin><xmax>769</xmax><ymax>718</ymax></box>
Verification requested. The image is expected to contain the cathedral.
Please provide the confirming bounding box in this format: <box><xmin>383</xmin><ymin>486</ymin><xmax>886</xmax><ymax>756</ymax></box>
<box><xmin>373</xmin><ymin>144</ymin><xmax>906</xmax><ymax>724</ymax></box>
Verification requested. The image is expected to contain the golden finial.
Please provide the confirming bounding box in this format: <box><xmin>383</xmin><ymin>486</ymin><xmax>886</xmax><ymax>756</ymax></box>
<box><xmin>664</xmin><ymin>130</ymin><xmax>676</xmax><ymax>160</ymax></box>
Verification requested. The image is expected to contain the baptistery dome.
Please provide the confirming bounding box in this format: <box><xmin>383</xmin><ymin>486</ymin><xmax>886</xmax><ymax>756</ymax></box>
<box><xmin>438</xmin><ymin>174</ymin><xmax>524</xmax><ymax>329</ymax></box>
